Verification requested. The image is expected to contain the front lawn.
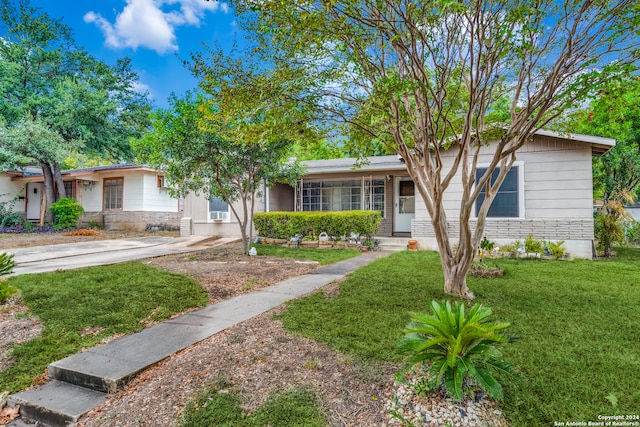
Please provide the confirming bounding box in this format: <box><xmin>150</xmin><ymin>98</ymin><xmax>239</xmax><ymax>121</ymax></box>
<box><xmin>276</xmin><ymin>249</ymin><xmax>640</xmax><ymax>425</ymax></box>
<box><xmin>1</xmin><ymin>263</ymin><xmax>208</xmax><ymax>393</ymax></box>
<box><xmin>252</xmin><ymin>243</ymin><xmax>360</xmax><ymax>265</ymax></box>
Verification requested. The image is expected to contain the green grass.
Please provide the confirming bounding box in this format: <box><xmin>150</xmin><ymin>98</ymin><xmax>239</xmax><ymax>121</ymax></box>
<box><xmin>276</xmin><ymin>249</ymin><xmax>640</xmax><ymax>425</ymax></box>
<box><xmin>1</xmin><ymin>262</ymin><xmax>209</xmax><ymax>393</ymax></box>
<box><xmin>252</xmin><ymin>243</ymin><xmax>360</xmax><ymax>265</ymax></box>
<box><xmin>181</xmin><ymin>378</ymin><xmax>327</xmax><ymax>427</ymax></box>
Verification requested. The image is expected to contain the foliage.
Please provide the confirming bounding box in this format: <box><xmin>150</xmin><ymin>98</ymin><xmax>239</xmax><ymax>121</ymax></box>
<box><xmin>479</xmin><ymin>237</ymin><xmax>495</xmax><ymax>253</ymax></box>
<box><xmin>48</xmin><ymin>197</ymin><xmax>84</xmax><ymax>229</ymax></box>
<box><xmin>0</xmin><ymin>280</ymin><xmax>18</xmax><ymax>303</ymax></box>
<box><xmin>545</xmin><ymin>240</ymin><xmax>566</xmax><ymax>259</ymax></box>
<box><xmin>0</xmin><ymin>194</ymin><xmax>20</xmax><ymax>225</ymax></box>
<box><xmin>397</xmin><ymin>301</ymin><xmax>519</xmax><ymax>400</ymax></box>
<box><xmin>0</xmin><ymin>0</ymin><xmax>151</xmax><ymax>218</ymax></box>
<box><xmin>1</xmin><ymin>262</ymin><xmax>208</xmax><ymax>393</ymax></box>
<box><xmin>134</xmin><ymin>91</ymin><xmax>303</xmax><ymax>254</ymax></box>
<box><xmin>595</xmin><ymin>201</ymin><xmax>629</xmax><ymax>257</ymax></box>
<box><xmin>469</xmin><ymin>261</ymin><xmax>504</xmax><ymax>278</ymax></box>
<box><xmin>181</xmin><ymin>381</ymin><xmax>327</xmax><ymax>427</ymax></box>
<box><xmin>252</xmin><ymin>244</ymin><xmax>359</xmax><ymax>265</ymax></box>
<box><xmin>1</xmin><ymin>213</ymin><xmax>24</xmax><ymax>227</ymax></box>
<box><xmin>233</xmin><ymin>0</ymin><xmax>640</xmax><ymax>298</ymax></box>
<box><xmin>624</xmin><ymin>221</ymin><xmax>640</xmax><ymax>245</ymax></box>
<box><xmin>523</xmin><ymin>235</ymin><xmax>544</xmax><ymax>254</ymax></box>
<box><xmin>569</xmin><ymin>74</ymin><xmax>640</xmax><ymax>203</ymax></box>
<box><xmin>277</xmin><ymin>249</ymin><xmax>640</xmax><ymax>423</ymax></box>
<box><xmin>0</xmin><ymin>252</ymin><xmax>15</xmax><ymax>276</ymax></box>
<box><xmin>253</xmin><ymin>211</ymin><xmax>381</xmax><ymax>240</ymax></box>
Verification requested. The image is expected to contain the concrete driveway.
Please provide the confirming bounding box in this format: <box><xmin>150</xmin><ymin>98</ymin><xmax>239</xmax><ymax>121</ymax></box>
<box><xmin>5</xmin><ymin>236</ymin><xmax>237</xmax><ymax>276</ymax></box>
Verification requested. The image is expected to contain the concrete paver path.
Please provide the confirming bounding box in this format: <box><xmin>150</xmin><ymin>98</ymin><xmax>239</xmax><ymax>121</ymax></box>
<box><xmin>5</xmin><ymin>241</ymin><xmax>389</xmax><ymax>426</ymax></box>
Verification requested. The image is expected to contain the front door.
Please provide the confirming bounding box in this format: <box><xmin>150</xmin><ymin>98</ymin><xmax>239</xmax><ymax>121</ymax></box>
<box><xmin>394</xmin><ymin>177</ymin><xmax>415</xmax><ymax>233</ymax></box>
<box><xmin>26</xmin><ymin>183</ymin><xmax>42</xmax><ymax>220</ymax></box>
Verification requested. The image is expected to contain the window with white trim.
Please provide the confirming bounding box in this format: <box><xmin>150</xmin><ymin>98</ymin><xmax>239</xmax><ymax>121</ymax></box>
<box><xmin>299</xmin><ymin>178</ymin><xmax>385</xmax><ymax>217</ymax></box>
<box><xmin>208</xmin><ymin>196</ymin><xmax>230</xmax><ymax>221</ymax></box>
<box><xmin>475</xmin><ymin>166</ymin><xmax>520</xmax><ymax>218</ymax></box>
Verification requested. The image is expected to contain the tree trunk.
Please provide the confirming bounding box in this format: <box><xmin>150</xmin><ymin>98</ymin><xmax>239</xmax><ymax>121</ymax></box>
<box><xmin>40</xmin><ymin>162</ymin><xmax>56</xmax><ymax>224</ymax></box>
<box><xmin>441</xmin><ymin>252</ymin><xmax>475</xmax><ymax>300</ymax></box>
<box><xmin>53</xmin><ymin>162</ymin><xmax>66</xmax><ymax>200</ymax></box>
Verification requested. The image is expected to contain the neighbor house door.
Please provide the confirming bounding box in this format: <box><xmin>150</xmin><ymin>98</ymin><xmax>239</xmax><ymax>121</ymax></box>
<box><xmin>26</xmin><ymin>183</ymin><xmax>42</xmax><ymax>220</ymax></box>
<box><xmin>394</xmin><ymin>177</ymin><xmax>415</xmax><ymax>233</ymax></box>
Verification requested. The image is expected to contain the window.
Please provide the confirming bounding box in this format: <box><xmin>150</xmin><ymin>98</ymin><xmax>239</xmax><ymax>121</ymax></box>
<box><xmin>475</xmin><ymin>166</ymin><xmax>520</xmax><ymax>218</ymax></box>
<box><xmin>300</xmin><ymin>178</ymin><xmax>385</xmax><ymax>216</ymax></box>
<box><xmin>103</xmin><ymin>178</ymin><xmax>124</xmax><ymax>210</ymax></box>
<box><xmin>157</xmin><ymin>175</ymin><xmax>165</xmax><ymax>188</ymax></box>
<box><xmin>63</xmin><ymin>181</ymin><xmax>76</xmax><ymax>199</ymax></box>
<box><xmin>209</xmin><ymin>196</ymin><xmax>229</xmax><ymax>221</ymax></box>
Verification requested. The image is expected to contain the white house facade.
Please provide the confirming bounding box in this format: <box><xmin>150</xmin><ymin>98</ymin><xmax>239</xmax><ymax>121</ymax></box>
<box><xmin>181</xmin><ymin>130</ymin><xmax>614</xmax><ymax>258</ymax></box>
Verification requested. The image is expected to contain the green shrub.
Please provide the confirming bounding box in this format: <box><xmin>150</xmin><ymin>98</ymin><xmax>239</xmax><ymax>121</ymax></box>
<box><xmin>524</xmin><ymin>234</ymin><xmax>544</xmax><ymax>253</ymax></box>
<box><xmin>545</xmin><ymin>240</ymin><xmax>566</xmax><ymax>259</ymax></box>
<box><xmin>0</xmin><ymin>253</ymin><xmax>17</xmax><ymax>303</ymax></box>
<box><xmin>0</xmin><ymin>252</ymin><xmax>15</xmax><ymax>276</ymax></box>
<box><xmin>254</xmin><ymin>210</ymin><xmax>381</xmax><ymax>240</ymax></box>
<box><xmin>1</xmin><ymin>213</ymin><xmax>24</xmax><ymax>227</ymax></box>
<box><xmin>594</xmin><ymin>201</ymin><xmax>630</xmax><ymax>257</ymax></box>
<box><xmin>624</xmin><ymin>220</ymin><xmax>640</xmax><ymax>245</ymax></box>
<box><xmin>49</xmin><ymin>198</ymin><xmax>84</xmax><ymax>230</ymax></box>
<box><xmin>0</xmin><ymin>280</ymin><xmax>18</xmax><ymax>303</ymax></box>
<box><xmin>397</xmin><ymin>300</ymin><xmax>521</xmax><ymax>401</ymax></box>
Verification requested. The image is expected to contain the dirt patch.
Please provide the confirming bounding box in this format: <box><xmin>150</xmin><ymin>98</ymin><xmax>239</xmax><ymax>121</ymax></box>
<box><xmin>144</xmin><ymin>242</ymin><xmax>319</xmax><ymax>304</ymax></box>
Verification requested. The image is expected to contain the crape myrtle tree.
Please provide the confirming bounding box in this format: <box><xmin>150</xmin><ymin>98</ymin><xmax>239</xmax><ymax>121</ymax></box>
<box><xmin>135</xmin><ymin>50</ymin><xmax>315</xmax><ymax>254</ymax></box>
<box><xmin>228</xmin><ymin>0</ymin><xmax>640</xmax><ymax>298</ymax></box>
<box><xmin>0</xmin><ymin>0</ymin><xmax>151</xmax><ymax>222</ymax></box>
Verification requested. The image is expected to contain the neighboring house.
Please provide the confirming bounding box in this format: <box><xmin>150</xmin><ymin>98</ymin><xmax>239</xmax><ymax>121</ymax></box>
<box><xmin>2</xmin><ymin>164</ymin><xmax>182</xmax><ymax>230</ymax></box>
<box><xmin>627</xmin><ymin>204</ymin><xmax>640</xmax><ymax>221</ymax></box>
<box><xmin>183</xmin><ymin>129</ymin><xmax>615</xmax><ymax>259</ymax></box>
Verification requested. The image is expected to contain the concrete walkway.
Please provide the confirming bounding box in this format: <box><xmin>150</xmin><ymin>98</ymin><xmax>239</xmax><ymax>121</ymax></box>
<box><xmin>6</xmin><ymin>236</ymin><xmax>235</xmax><ymax>276</ymax></box>
<box><xmin>6</xmin><ymin>249</ymin><xmax>388</xmax><ymax>426</ymax></box>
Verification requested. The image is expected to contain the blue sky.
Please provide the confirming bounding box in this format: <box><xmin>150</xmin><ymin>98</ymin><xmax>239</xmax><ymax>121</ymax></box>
<box><xmin>30</xmin><ymin>0</ymin><xmax>245</xmax><ymax>108</ymax></box>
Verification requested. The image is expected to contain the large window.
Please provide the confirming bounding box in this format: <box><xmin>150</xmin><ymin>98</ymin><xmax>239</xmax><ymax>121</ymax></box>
<box><xmin>300</xmin><ymin>178</ymin><xmax>385</xmax><ymax>216</ymax></box>
<box><xmin>103</xmin><ymin>178</ymin><xmax>123</xmax><ymax>211</ymax></box>
<box><xmin>63</xmin><ymin>181</ymin><xmax>76</xmax><ymax>199</ymax></box>
<box><xmin>475</xmin><ymin>166</ymin><xmax>520</xmax><ymax>218</ymax></box>
<box><xmin>209</xmin><ymin>196</ymin><xmax>230</xmax><ymax>221</ymax></box>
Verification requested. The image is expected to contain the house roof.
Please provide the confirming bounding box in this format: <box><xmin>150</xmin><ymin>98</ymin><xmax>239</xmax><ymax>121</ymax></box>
<box><xmin>302</xmin><ymin>155</ymin><xmax>405</xmax><ymax>175</ymax></box>
<box><xmin>301</xmin><ymin>130</ymin><xmax>615</xmax><ymax>175</ymax></box>
<box><xmin>534</xmin><ymin>129</ymin><xmax>615</xmax><ymax>156</ymax></box>
<box><xmin>10</xmin><ymin>163</ymin><xmax>160</xmax><ymax>182</ymax></box>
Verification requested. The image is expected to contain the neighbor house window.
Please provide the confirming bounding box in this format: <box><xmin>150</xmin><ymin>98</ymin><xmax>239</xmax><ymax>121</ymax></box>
<box><xmin>299</xmin><ymin>178</ymin><xmax>385</xmax><ymax>216</ymax></box>
<box><xmin>63</xmin><ymin>181</ymin><xmax>76</xmax><ymax>199</ymax></box>
<box><xmin>475</xmin><ymin>166</ymin><xmax>520</xmax><ymax>218</ymax></box>
<box><xmin>209</xmin><ymin>196</ymin><xmax>229</xmax><ymax>221</ymax></box>
<box><xmin>103</xmin><ymin>178</ymin><xmax>124</xmax><ymax>211</ymax></box>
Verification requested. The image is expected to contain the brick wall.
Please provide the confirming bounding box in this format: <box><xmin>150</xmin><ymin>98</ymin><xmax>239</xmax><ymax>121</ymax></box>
<box><xmin>81</xmin><ymin>211</ymin><xmax>182</xmax><ymax>231</ymax></box>
<box><xmin>412</xmin><ymin>218</ymin><xmax>594</xmax><ymax>240</ymax></box>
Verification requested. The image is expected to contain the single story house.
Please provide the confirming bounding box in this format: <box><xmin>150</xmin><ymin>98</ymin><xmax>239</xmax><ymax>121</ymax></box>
<box><xmin>182</xmin><ymin>129</ymin><xmax>615</xmax><ymax>259</ymax></box>
<box><xmin>2</xmin><ymin>164</ymin><xmax>182</xmax><ymax>231</ymax></box>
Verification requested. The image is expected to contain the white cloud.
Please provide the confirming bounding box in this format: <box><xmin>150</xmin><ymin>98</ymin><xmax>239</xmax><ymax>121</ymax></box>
<box><xmin>85</xmin><ymin>0</ymin><xmax>229</xmax><ymax>54</ymax></box>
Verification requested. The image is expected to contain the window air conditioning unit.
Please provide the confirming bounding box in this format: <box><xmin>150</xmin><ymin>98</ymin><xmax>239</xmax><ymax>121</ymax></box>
<box><xmin>210</xmin><ymin>211</ymin><xmax>229</xmax><ymax>221</ymax></box>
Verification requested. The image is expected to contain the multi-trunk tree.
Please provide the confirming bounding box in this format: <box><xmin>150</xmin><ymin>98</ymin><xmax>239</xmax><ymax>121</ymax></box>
<box><xmin>0</xmin><ymin>0</ymin><xmax>151</xmax><ymax>222</ymax></box>
<box><xmin>230</xmin><ymin>0</ymin><xmax>640</xmax><ymax>298</ymax></box>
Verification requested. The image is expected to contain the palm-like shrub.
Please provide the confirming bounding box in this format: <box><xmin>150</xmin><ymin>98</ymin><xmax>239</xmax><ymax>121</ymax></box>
<box><xmin>0</xmin><ymin>252</ymin><xmax>15</xmax><ymax>276</ymax></box>
<box><xmin>1</xmin><ymin>252</ymin><xmax>17</xmax><ymax>303</ymax></box>
<box><xmin>397</xmin><ymin>300</ymin><xmax>521</xmax><ymax>401</ymax></box>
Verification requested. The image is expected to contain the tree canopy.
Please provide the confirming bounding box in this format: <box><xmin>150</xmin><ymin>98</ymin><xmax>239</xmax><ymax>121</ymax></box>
<box><xmin>0</xmin><ymin>0</ymin><xmax>151</xmax><ymax>220</ymax></box>
<box><xmin>230</xmin><ymin>0</ymin><xmax>640</xmax><ymax>297</ymax></box>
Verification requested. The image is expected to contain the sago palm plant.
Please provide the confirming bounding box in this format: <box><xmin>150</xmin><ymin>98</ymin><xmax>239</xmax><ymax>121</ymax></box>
<box><xmin>0</xmin><ymin>252</ymin><xmax>15</xmax><ymax>276</ymax></box>
<box><xmin>397</xmin><ymin>300</ymin><xmax>521</xmax><ymax>401</ymax></box>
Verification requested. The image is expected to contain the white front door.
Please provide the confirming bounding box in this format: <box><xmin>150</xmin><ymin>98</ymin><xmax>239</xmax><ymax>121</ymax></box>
<box><xmin>394</xmin><ymin>177</ymin><xmax>415</xmax><ymax>233</ymax></box>
<box><xmin>26</xmin><ymin>183</ymin><xmax>42</xmax><ymax>220</ymax></box>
